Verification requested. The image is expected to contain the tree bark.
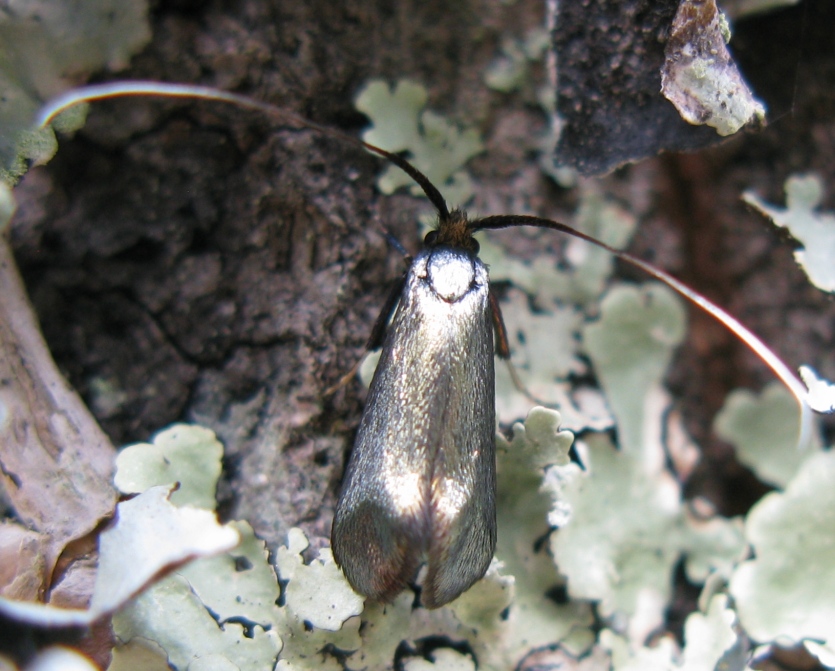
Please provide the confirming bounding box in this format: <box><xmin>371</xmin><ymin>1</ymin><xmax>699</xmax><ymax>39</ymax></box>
<box><xmin>9</xmin><ymin>0</ymin><xmax>835</xmax><ymax>558</ymax></box>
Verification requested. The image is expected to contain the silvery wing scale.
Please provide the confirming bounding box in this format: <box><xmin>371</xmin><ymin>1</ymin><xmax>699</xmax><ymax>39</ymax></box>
<box><xmin>332</xmin><ymin>213</ymin><xmax>498</xmax><ymax>609</ymax></box>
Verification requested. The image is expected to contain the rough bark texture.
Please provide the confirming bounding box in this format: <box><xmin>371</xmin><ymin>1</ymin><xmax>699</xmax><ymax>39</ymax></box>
<box><xmin>9</xmin><ymin>0</ymin><xmax>835</xmax><ymax>565</ymax></box>
<box><xmin>553</xmin><ymin>0</ymin><xmax>722</xmax><ymax>174</ymax></box>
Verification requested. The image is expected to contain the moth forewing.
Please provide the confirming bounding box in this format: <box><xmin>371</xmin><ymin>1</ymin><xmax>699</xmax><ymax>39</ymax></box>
<box><xmin>332</xmin><ymin>242</ymin><xmax>497</xmax><ymax>608</ymax></box>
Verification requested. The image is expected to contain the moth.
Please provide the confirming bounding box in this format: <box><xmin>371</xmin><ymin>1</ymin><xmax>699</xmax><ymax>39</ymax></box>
<box><xmin>330</xmin><ymin>199</ymin><xmax>501</xmax><ymax>609</ymax></box>
<box><xmin>37</xmin><ymin>82</ymin><xmax>815</xmax><ymax>610</ymax></box>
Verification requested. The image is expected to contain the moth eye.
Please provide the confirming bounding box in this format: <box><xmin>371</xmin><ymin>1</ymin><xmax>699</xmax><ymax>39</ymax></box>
<box><xmin>424</xmin><ymin>230</ymin><xmax>439</xmax><ymax>245</ymax></box>
<box><xmin>471</xmin><ymin>239</ymin><xmax>480</xmax><ymax>254</ymax></box>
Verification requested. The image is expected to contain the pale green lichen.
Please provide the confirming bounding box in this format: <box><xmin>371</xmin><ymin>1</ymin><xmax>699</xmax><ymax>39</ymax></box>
<box><xmin>274</xmin><ymin>528</ymin><xmax>364</xmax><ymax>632</ymax></box>
<box><xmin>103</xmin><ymin>410</ymin><xmax>595</xmax><ymax>671</ymax></box>
<box><xmin>355</xmin><ymin>80</ymin><xmax>483</xmax><ymax>207</ymax></box>
<box><xmin>115</xmin><ymin>424</ymin><xmax>224</xmax><ymax>510</ymax></box>
<box><xmin>582</xmin><ymin>283</ymin><xmax>687</xmax><ymax>455</ymax></box>
<box><xmin>744</xmin><ymin>173</ymin><xmax>835</xmax><ymax>293</ymax></box>
<box><xmin>0</xmin><ymin>0</ymin><xmax>149</xmax><ymax>183</ymax></box>
<box><xmin>730</xmin><ymin>448</ymin><xmax>835</xmax><ymax>649</ymax></box>
<box><xmin>483</xmin><ymin>29</ymin><xmax>549</xmax><ymax>94</ymax></box>
<box><xmin>541</xmin><ymin>188</ymin><xmax>638</xmax><ymax>306</ymax></box>
<box><xmin>112</xmin><ymin>570</ymin><xmax>281</xmax><ymax>671</ymax></box>
<box><xmin>550</xmin><ymin>433</ymin><xmax>684</xmax><ymax>629</ymax></box>
<box><xmin>602</xmin><ymin>629</ymin><xmax>679</xmax><ymax>671</ymax></box>
<box><xmin>714</xmin><ymin>382</ymin><xmax>818</xmax><ymax>488</ymax></box>
<box><xmin>662</xmin><ymin>1</ymin><xmax>766</xmax><ymax>136</ymax></box>
<box><xmin>109</xmin><ymin>426</ymin><xmax>277</xmax><ymax>670</ymax></box>
<box><xmin>484</xmin><ymin>188</ymin><xmax>638</xmax><ymax>432</ymax></box>
<box><xmin>599</xmin><ymin>593</ymin><xmax>741</xmax><ymax>671</ymax></box>
<box><xmin>679</xmin><ymin>595</ymin><xmax>741</xmax><ymax>671</ymax></box>
<box><xmin>0</xmin><ymin>127</ymin><xmax>58</xmax><ymax>184</ymax></box>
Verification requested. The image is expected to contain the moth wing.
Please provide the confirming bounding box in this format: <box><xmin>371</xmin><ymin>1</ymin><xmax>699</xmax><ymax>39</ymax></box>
<box><xmin>332</xmin><ymin>251</ymin><xmax>496</xmax><ymax>607</ymax></box>
<box><xmin>421</xmin><ymin>282</ymin><xmax>496</xmax><ymax>608</ymax></box>
<box><xmin>331</xmin><ymin>283</ymin><xmax>436</xmax><ymax>602</ymax></box>
<box><xmin>329</xmin><ymin>361</ymin><xmax>429</xmax><ymax>602</ymax></box>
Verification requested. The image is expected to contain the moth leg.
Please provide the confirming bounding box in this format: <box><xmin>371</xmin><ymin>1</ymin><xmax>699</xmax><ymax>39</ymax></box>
<box><xmin>367</xmin><ymin>274</ymin><xmax>406</xmax><ymax>350</ymax></box>
<box><xmin>489</xmin><ymin>289</ymin><xmax>511</xmax><ymax>359</ymax></box>
<box><xmin>381</xmin><ymin>229</ymin><xmax>412</xmax><ymax>262</ymax></box>
<box><xmin>323</xmin><ymin>274</ymin><xmax>406</xmax><ymax>396</ymax></box>
<box><xmin>488</xmin><ymin>288</ymin><xmax>556</xmax><ymax>409</ymax></box>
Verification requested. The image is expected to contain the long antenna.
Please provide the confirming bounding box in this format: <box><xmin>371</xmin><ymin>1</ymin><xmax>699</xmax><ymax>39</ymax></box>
<box><xmin>475</xmin><ymin>215</ymin><xmax>815</xmax><ymax>448</ymax></box>
<box><xmin>37</xmin><ymin>81</ymin><xmax>451</xmax><ymax>220</ymax></box>
<box><xmin>37</xmin><ymin>80</ymin><xmax>819</xmax><ymax>447</ymax></box>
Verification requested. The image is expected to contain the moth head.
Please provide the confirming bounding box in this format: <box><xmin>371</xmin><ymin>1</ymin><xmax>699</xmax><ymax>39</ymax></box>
<box><xmin>425</xmin><ymin>209</ymin><xmax>480</xmax><ymax>254</ymax></box>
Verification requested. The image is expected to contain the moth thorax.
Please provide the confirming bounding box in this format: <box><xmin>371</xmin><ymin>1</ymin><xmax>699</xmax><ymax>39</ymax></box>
<box><xmin>426</xmin><ymin>247</ymin><xmax>477</xmax><ymax>303</ymax></box>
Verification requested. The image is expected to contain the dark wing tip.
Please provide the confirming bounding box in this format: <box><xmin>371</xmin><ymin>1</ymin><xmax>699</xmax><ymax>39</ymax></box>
<box><xmin>421</xmin><ymin>536</ymin><xmax>495</xmax><ymax>609</ymax></box>
<box><xmin>331</xmin><ymin>500</ymin><xmax>425</xmax><ymax>603</ymax></box>
<box><xmin>421</xmin><ymin>486</ymin><xmax>497</xmax><ymax>609</ymax></box>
